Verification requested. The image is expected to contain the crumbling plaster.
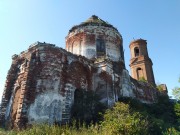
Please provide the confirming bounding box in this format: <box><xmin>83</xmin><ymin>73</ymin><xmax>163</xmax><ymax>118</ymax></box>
<box><xmin>66</xmin><ymin>25</ymin><xmax>123</xmax><ymax>62</ymax></box>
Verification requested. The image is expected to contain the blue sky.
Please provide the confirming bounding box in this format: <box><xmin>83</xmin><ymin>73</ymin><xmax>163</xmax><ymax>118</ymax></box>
<box><xmin>0</xmin><ymin>0</ymin><xmax>180</xmax><ymax>101</ymax></box>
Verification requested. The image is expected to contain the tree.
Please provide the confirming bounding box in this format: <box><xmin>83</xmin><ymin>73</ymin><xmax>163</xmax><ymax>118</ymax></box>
<box><xmin>172</xmin><ymin>77</ymin><xmax>180</xmax><ymax>100</ymax></box>
<box><xmin>101</xmin><ymin>102</ymin><xmax>148</xmax><ymax>135</ymax></box>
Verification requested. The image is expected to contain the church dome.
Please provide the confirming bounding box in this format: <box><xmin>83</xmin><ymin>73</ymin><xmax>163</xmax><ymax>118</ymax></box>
<box><xmin>66</xmin><ymin>15</ymin><xmax>124</xmax><ymax>62</ymax></box>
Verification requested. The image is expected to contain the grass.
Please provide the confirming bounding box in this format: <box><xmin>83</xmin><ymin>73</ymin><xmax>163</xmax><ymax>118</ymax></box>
<box><xmin>1</xmin><ymin>124</ymin><xmax>179</xmax><ymax>135</ymax></box>
<box><xmin>0</xmin><ymin>123</ymin><xmax>102</xmax><ymax>135</ymax></box>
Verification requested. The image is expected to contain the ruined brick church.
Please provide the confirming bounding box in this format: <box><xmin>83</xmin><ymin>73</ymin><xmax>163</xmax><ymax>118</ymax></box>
<box><xmin>0</xmin><ymin>15</ymin><xmax>161</xmax><ymax>129</ymax></box>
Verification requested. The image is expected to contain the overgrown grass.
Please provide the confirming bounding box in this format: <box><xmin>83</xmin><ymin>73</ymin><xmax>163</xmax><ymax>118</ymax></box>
<box><xmin>0</xmin><ymin>128</ymin><xmax>6</xmax><ymax>135</ymax></box>
<box><xmin>0</xmin><ymin>127</ymin><xmax>16</xmax><ymax>135</ymax></box>
<box><xmin>1</xmin><ymin>124</ymin><xmax>102</xmax><ymax>135</ymax></box>
<box><xmin>1</xmin><ymin>124</ymin><xmax>180</xmax><ymax>135</ymax></box>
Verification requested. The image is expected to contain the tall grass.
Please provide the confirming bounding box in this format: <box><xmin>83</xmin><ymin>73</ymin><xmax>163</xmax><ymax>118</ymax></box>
<box><xmin>1</xmin><ymin>124</ymin><xmax>180</xmax><ymax>135</ymax></box>
<box><xmin>3</xmin><ymin>123</ymin><xmax>102</xmax><ymax>135</ymax></box>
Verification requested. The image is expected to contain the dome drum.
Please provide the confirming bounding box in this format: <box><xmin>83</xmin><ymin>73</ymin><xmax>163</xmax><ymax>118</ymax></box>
<box><xmin>66</xmin><ymin>16</ymin><xmax>124</xmax><ymax>62</ymax></box>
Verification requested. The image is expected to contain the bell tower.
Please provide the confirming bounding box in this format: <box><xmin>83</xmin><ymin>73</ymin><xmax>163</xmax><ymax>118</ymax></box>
<box><xmin>129</xmin><ymin>39</ymin><xmax>155</xmax><ymax>86</ymax></box>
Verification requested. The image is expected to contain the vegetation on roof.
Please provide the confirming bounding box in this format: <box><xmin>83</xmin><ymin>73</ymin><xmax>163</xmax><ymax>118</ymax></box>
<box><xmin>69</xmin><ymin>15</ymin><xmax>119</xmax><ymax>33</ymax></box>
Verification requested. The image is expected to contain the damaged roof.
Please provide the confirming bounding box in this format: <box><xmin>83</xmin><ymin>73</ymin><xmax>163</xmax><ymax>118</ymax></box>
<box><xmin>69</xmin><ymin>15</ymin><xmax>119</xmax><ymax>33</ymax></box>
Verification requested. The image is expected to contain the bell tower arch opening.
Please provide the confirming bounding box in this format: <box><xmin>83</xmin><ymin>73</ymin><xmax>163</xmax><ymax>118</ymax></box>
<box><xmin>134</xmin><ymin>47</ymin><xmax>140</xmax><ymax>57</ymax></box>
<box><xmin>136</xmin><ymin>67</ymin><xmax>143</xmax><ymax>80</ymax></box>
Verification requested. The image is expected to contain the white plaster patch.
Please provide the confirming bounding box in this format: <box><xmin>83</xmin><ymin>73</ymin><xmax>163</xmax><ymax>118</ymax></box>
<box><xmin>5</xmin><ymin>79</ymin><xmax>21</xmax><ymax>120</ymax></box>
<box><xmin>5</xmin><ymin>95</ymin><xmax>13</xmax><ymax>120</ymax></box>
<box><xmin>39</xmin><ymin>53</ymin><xmax>46</xmax><ymax>62</ymax></box>
<box><xmin>121</xmin><ymin>70</ymin><xmax>134</xmax><ymax>97</ymax></box>
<box><xmin>106</xmin><ymin>43</ymin><xmax>120</xmax><ymax>61</ymax></box>
<box><xmin>67</xmin><ymin>57</ymin><xmax>74</xmax><ymax>64</ymax></box>
<box><xmin>64</xmin><ymin>83</ymin><xmax>75</xmax><ymax>103</ymax></box>
<box><xmin>28</xmin><ymin>82</ymin><xmax>76</xmax><ymax>124</ymax></box>
<box><xmin>81</xmin><ymin>46</ymin><xmax>96</xmax><ymax>59</ymax></box>
<box><xmin>37</xmin><ymin>46</ymin><xmax>45</xmax><ymax>51</ymax></box>
<box><xmin>28</xmin><ymin>92</ymin><xmax>65</xmax><ymax>124</ymax></box>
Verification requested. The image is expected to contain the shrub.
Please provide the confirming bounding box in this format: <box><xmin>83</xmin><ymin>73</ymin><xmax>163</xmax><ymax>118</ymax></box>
<box><xmin>101</xmin><ymin>102</ymin><xmax>148</xmax><ymax>135</ymax></box>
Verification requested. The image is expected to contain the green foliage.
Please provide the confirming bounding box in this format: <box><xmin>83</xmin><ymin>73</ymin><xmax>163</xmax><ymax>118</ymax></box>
<box><xmin>71</xmin><ymin>89</ymin><xmax>106</xmax><ymax>125</ymax></box>
<box><xmin>174</xmin><ymin>102</ymin><xmax>180</xmax><ymax>124</ymax></box>
<box><xmin>0</xmin><ymin>128</ymin><xmax>6</xmax><ymax>135</ymax></box>
<box><xmin>138</xmin><ymin>77</ymin><xmax>147</xmax><ymax>82</ymax></box>
<box><xmin>174</xmin><ymin>102</ymin><xmax>180</xmax><ymax>117</ymax></box>
<box><xmin>157</xmin><ymin>85</ymin><xmax>164</xmax><ymax>91</ymax></box>
<box><xmin>172</xmin><ymin>77</ymin><xmax>180</xmax><ymax>100</ymax></box>
<box><xmin>144</xmin><ymin>96</ymin><xmax>179</xmax><ymax>134</ymax></box>
<box><xmin>3</xmin><ymin>124</ymin><xmax>100</xmax><ymax>135</ymax></box>
<box><xmin>101</xmin><ymin>102</ymin><xmax>148</xmax><ymax>135</ymax></box>
<box><xmin>173</xmin><ymin>87</ymin><xmax>180</xmax><ymax>100</ymax></box>
<box><xmin>163</xmin><ymin>127</ymin><xmax>180</xmax><ymax>135</ymax></box>
<box><xmin>118</xmin><ymin>96</ymin><xmax>180</xmax><ymax>135</ymax></box>
<box><xmin>0</xmin><ymin>128</ymin><xmax>16</xmax><ymax>135</ymax></box>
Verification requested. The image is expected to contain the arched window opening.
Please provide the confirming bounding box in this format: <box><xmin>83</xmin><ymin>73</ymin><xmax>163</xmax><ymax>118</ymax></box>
<box><xmin>136</xmin><ymin>68</ymin><xmax>143</xmax><ymax>80</ymax></box>
<box><xmin>134</xmin><ymin>47</ymin><xmax>140</xmax><ymax>57</ymax></box>
<box><xmin>74</xmin><ymin>89</ymin><xmax>83</xmax><ymax>101</ymax></box>
<box><xmin>96</xmin><ymin>39</ymin><xmax>106</xmax><ymax>57</ymax></box>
